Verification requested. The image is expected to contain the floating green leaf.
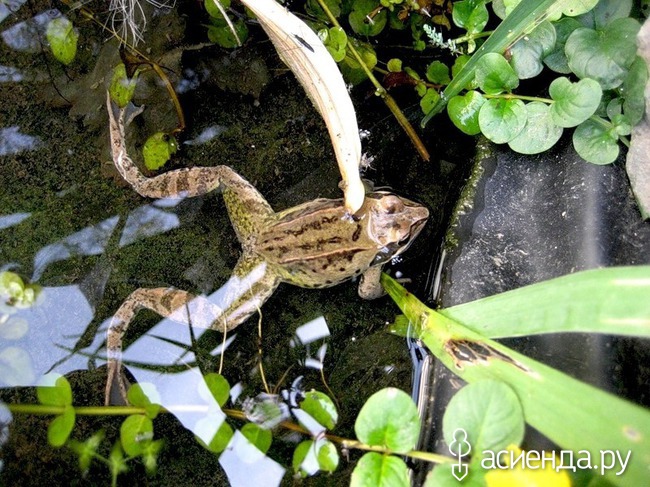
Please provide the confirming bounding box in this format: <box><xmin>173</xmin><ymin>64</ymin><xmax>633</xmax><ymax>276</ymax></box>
<box><xmin>478</xmin><ymin>98</ymin><xmax>527</xmax><ymax>144</ymax></box>
<box><xmin>447</xmin><ymin>91</ymin><xmax>485</xmax><ymax>135</ymax></box>
<box><xmin>241</xmin><ymin>423</ymin><xmax>272</xmax><ymax>454</ymax></box>
<box><xmin>349</xmin><ymin>0</ymin><xmax>387</xmax><ymax>36</ymax></box>
<box><xmin>319</xmin><ymin>26</ymin><xmax>347</xmax><ymax>63</ymax></box>
<box><xmin>508</xmin><ymin>102</ymin><xmax>563</xmax><ymax>154</ymax></box>
<box><xmin>37</xmin><ymin>373</ymin><xmax>72</xmax><ymax>407</ymax></box>
<box><xmin>387</xmin><ymin>58</ymin><xmax>402</xmax><ymax>72</ymax></box>
<box><xmin>306</xmin><ymin>0</ymin><xmax>342</xmax><ymax>20</ymax></box>
<box><xmin>203</xmin><ymin>420</ymin><xmax>233</xmax><ymax>453</ymax></box>
<box><xmin>46</xmin><ymin>17</ymin><xmax>78</xmax><ymax>65</ymax></box>
<box><xmin>340</xmin><ymin>39</ymin><xmax>377</xmax><ymax>84</ymax></box>
<box><xmin>207</xmin><ymin>19</ymin><xmax>248</xmax><ymax>48</ymax></box>
<box><xmin>350</xmin><ymin>452</ymin><xmax>409</xmax><ymax>487</ymax></box>
<box><xmin>420</xmin><ymin>89</ymin><xmax>440</xmax><ymax>116</ymax></box>
<box><xmin>573</xmin><ymin>118</ymin><xmax>619</xmax><ymax>165</ymax></box>
<box><xmin>0</xmin><ymin>271</ymin><xmax>40</xmax><ymax>309</ymax></box>
<box><xmin>109</xmin><ymin>64</ymin><xmax>139</xmax><ymax>108</ymax></box>
<box><xmin>300</xmin><ymin>390</ymin><xmax>338</xmax><ymax>430</ymax></box>
<box><xmin>127</xmin><ymin>383</ymin><xmax>161</xmax><ymax>419</ymax></box>
<box><xmin>355</xmin><ymin>388</ymin><xmax>420</xmax><ymax>453</ymax></box>
<box><xmin>509</xmin><ymin>21</ymin><xmax>556</xmax><ymax>79</ymax></box>
<box><xmin>425</xmin><ymin>61</ymin><xmax>450</xmax><ymax>85</ymax></box>
<box><xmin>205</xmin><ymin>0</ymin><xmax>230</xmax><ymax>19</ymax></box>
<box><xmin>549</xmin><ymin>77</ymin><xmax>602</xmax><ymax>128</ymax></box>
<box><xmin>565</xmin><ymin>18</ymin><xmax>641</xmax><ymax>90</ymax></box>
<box><xmin>475</xmin><ymin>53</ymin><xmax>519</xmax><ymax>95</ymax></box>
<box><xmin>120</xmin><ymin>414</ymin><xmax>153</xmax><ymax>457</ymax></box>
<box><xmin>69</xmin><ymin>431</ymin><xmax>105</xmax><ymax>474</ymax></box>
<box><xmin>452</xmin><ymin>0</ymin><xmax>488</xmax><ymax>34</ymax></box>
<box><xmin>142</xmin><ymin>132</ymin><xmax>178</xmax><ymax>171</ymax></box>
<box><xmin>543</xmin><ymin>17</ymin><xmax>581</xmax><ymax>74</ymax></box>
<box><xmin>443</xmin><ymin>381</ymin><xmax>524</xmax><ymax>462</ymax></box>
<box><xmin>292</xmin><ymin>440</ymin><xmax>314</xmax><ymax>477</ymax></box>
<box><xmin>199</xmin><ymin>373</ymin><xmax>230</xmax><ymax>408</ymax></box>
<box><xmin>580</xmin><ymin>0</ymin><xmax>631</xmax><ymax>29</ymax></box>
<box><xmin>555</xmin><ymin>0</ymin><xmax>598</xmax><ymax>17</ymax></box>
<box><xmin>48</xmin><ymin>406</ymin><xmax>75</xmax><ymax>447</ymax></box>
<box><xmin>317</xmin><ymin>440</ymin><xmax>339</xmax><ymax>472</ymax></box>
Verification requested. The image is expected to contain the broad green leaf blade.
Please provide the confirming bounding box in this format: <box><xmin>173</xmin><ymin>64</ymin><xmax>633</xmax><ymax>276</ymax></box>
<box><xmin>622</xmin><ymin>57</ymin><xmax>648</xmax><ymax>127</ymax></box>
<box><xmin>355</xmin><ymin>388</ymin><xmax>420</xmax><ymax>453</ymax></box>
<box><xmin>300</xmin><ymin>390</ymin><xmax>338</xmax><ymax>430</ymax></box>
<box><xmin>109</xmin><ymin>63</ymin><xmax>138</xmax><ymax>108</ymax></box>
<box><xmin>120</xmin><ymin>414</ymin><xmax>153</xmax><ymax>457</ymax></box>
<box><xmin>439</xmin><ymin>266</ymin><xmax>650</xmax><ymax>338</ymax></box>
<box><xmin>443</xmin><ymin>381</ymin><xmax>524</xmax><ymax>462</ymax></box>
<box><xmin>452</xmin><ymin>0</ymin><xmax>489</xmax><ymax>35</ymax></box>
<box><xmin>350</xmin><ymin>452</ymin><xmax>409</xmax><ymax>487</ymax></box>
<box><xmin>382</xmin><ymin>274</ymin><xmax>650</xmax><ymax>487</ymax></box>
<box><xmin>447</xmin><ymin>91</ymin><xmax>485</xmax><ymax>135</ymax></box>
<box><xmin>573</xmin><ymin>118</ymin><xmax>620</xmax><ymax>165</ymax></box>
<box><xmin>46</xmin><ymin>17</ymin><xmax>78</xmax><ymax>65</ymax></box>
<box><xmin>127</xmin><ymin>383</ymin><xmax>161</xmax><ymax>419</ymax></box>
<box><xmin>507</xmin><ymin>101</ymin><xmax>563</xmax><ymax>154</ymax></box>
<box><xmin>48</xmin><ymin>406</ymin><xmax>75</xmax><ymax>447</ymax></box>
<box><xmin>349</xmin><ymin>0</ymin><xmax>387</xmax><ymax>36</ymax></box>
<box><xmin>565</xmin><ymin>18</ymin><xmax>641</xmax><ymax>90</ymax></box>
<box><xmin>422</xmin><ymin>0</ymin><xmax>565</xmax><ymax>124</ymax></box>
<box><xmin>478</xmin><ymin>98</ymin><xmax>527</xmax><ymax>144</ymax></box>
<box><xmin>316</xmin><ymin>439</ymin><xmax>339</xmax><ymax>472</ymax></box>
<box><xmin>199</xmin><ymin>373</ymin><xmax>230</xmax><ymax>407</ymax></box>
<box><xmin>142</xmin><ymin>132</ymin><xmax>177</xmax><ymax>171</ymax></box>
<box><xmin>420</xmin><ymin>89</ymin><xmax>441</xmax><ymax>116</ymax></box>
<box><xmin>580</xmin><ymin>0</ymin><xmax>632</xmax><ymax>29</ymax></box>
<box><xmin>241</xmin><ymin>423</ymin><xmax>272</xmax><ymax>454</ymax></box>
<box><xmin>549</xmin><ymin>77</ymin><xmax>602</xmax><ymax>127</ymax></box>
<box><xmin>475</xmin><ymin>53</ymin><xmax>519</xmax><ymax>94</ymax></box>
<box><xmin>509</xmin><ymin>21</ymin><xmax>556</xmax><ymax>79</ymax></box>
<box><xmin>543</xmin><ymin>17</ymin><xmax>581</xmax><ymax>74</ymax></box>
<box><xmin>37</xmin><ymin>373</ymin><xmax>72</xmax><ymax>407</ymax></box>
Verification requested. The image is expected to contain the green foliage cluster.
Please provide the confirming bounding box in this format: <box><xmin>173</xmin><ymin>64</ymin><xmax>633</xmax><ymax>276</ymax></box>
<box><xmin>204</xmin><ymin>0</ymin><xmax>249</xmax><ymax>48</ymax></box>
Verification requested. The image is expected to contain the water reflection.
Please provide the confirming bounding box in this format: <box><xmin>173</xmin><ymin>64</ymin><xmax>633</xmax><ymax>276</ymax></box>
<box><xmin>0</xmin><ymin>127</ymin><xmax>42</xmax><ymax>156</ymax></box>
<box><xmin>219</xmin><ymin>430</ymin><xmax>285</xmax><ymax>486</ymax></box>
<box><xmin>1</xmin><ymin>9</ymin><xmax>59</xmax><ymax>52</ymax></box>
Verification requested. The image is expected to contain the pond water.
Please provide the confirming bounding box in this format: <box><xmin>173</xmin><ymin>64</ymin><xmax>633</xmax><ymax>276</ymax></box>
<box><xmin>0</xmin><ymin>2</ymin><xmax>470</xmax><ymax>484</ymax></box>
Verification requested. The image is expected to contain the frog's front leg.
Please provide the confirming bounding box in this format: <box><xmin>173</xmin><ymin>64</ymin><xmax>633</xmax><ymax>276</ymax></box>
<box><xmin>105</xmin><ymin>256</ymin><xmax>280</xmax><ymax>405</ymax></box>
<box><xmin>358</xmin><ymin>265</ymin><xmax>385</xmax><ymax>299</ymax></box>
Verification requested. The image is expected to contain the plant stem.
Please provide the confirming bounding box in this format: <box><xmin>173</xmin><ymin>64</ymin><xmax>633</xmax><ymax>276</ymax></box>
<box><xmin>315</xmin><ymin>0</ymin><xmax>430</xmax><ymax>162</ymax></box>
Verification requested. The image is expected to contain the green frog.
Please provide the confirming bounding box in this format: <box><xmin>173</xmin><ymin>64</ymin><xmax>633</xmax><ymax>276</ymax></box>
<box><xmin>105</xmin><ymin>94</ymin><xmax>429</xmax><ymax>404</ymax></box>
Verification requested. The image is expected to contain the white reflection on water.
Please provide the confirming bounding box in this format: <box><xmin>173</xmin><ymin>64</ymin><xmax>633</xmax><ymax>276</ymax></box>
<box><xmin>219</xmin><ymin>431</ymin><xmax>285</xmax><ymax>486</ymax></box>
<box><xmin>1</xmin><ymin>10</ymin><xmax>59</xmax><ymax>52</ymax></box>
<box><xmin>0</xmin><ymin>126</ymin><xmax>42</xmax><ymax>156</ymax></box>
<box><xmin>0</xmin><ymin>212</ymin><xmax>30</xmax><ymax>230</ymax></box>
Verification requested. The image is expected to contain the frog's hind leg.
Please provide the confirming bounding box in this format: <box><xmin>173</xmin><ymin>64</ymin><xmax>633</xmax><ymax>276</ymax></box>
<box><xmin>107</xmin><ymin>93</ymin><xmax>273</xmax><ymax>242</ymax></box>
<box><xmin>105</xmin><ymin>254</ymin><xmax>279</xmax><ymax>405</ymax></box>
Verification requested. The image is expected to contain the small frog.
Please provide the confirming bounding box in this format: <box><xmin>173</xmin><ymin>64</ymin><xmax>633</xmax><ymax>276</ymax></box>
<box><xmin>105</xmin><ymin>94</ymin><xmax>429</xmax><ymax>404</ymax></box>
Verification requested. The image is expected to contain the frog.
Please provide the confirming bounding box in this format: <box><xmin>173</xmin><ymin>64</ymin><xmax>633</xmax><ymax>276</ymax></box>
<box><xmin>104</xmin><ymin>93</ymin><xmax>429</xmax><ymax>404</ymax></box>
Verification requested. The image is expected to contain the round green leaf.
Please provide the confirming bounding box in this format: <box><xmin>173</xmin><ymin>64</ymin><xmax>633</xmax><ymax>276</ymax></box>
<box><xmin>443</xmin><ymin>381</ymin><xmax>524</xmax><ymax>459</ymax></box>
<box><xmin>142</xmin><ymin>132</ymin><xmax>178</xmax><ymax>171</ymax></box>
<box><xmin>306</xmin><ymin>0</ymin><xmax>342</xmax><ymax>21</ymax></box>
<box><xmin>48</xmin><ymin>406</ymin><xmax>75</xmax><ymax>447</ymax></box>
<box><xmin>387</xmin><ymin>58</ymin><xmax>402</xmax><ymax>72</ymax></box>
<box><xmin>350</xmin><ymin>452</ymin><xmax>409</xmax><ymax>487</ymax></box>
<box><xmin>508</xmin><ymin>102</ymin><xmax>563</xmax><ymax>154</ymax></box>
<box><xmin>292</xmin><ymin>440</ymin><xmax>314</xmax><ymax>477</ymax></box>
<box><xmin>340</xmin><ymin>39</ymin><xmax>377</xmax><ymax>85</ymax></box>
<box><xmin>425</xmin><ymin>61</ymin><xmax>450</xmax><ymax>84</ymax></box>
<box><xmin>317</xmin><ymin>440</ymin><xmax>339</xmax><ymax>473</ymax></box>
<box><xmin>349</xmin><ymin>0</ymin><xmax>387</xmax><ymax>36</ymax></box>
<box><xmin>0</xmin><ymin>271</ymin><xmax>24</xmax><ymax>301</ymax></box>
<box><xmin>509</xmin><ymin>21</ymin><xmax>556</xmax><ymax>79</ymax></box>
<box><xmin>354</xmin><ymin>387</ymin><xmax>420</xmax><ymax>453</ymax></box>
<box><xmin>204</xmin><ymin>420</ymin><xmax>233</xmax><ymax>453</ymax></box>
<box><xmin>543</xmin><ymin>17</ymin><xmax>581</xmax><ymax>74</ymax></box>
<box><xmin>448</xmin><ymin>91</ymin><xmax>485</xmax><ymax>135</ymax></box>
<box><xmin>420</xmin><ymin>89</ymin><xmax>441</xmax><ymax>116</ymax></box>
<box><xmin>207</xmin><ymin>19</ymin><xmax>248</xmax><ymax>48</ymax></box>
<box><xmin>205</xmin><ymin>0</ymin><xmax>230</xmax><ymax>19</ymax></box>
<box><xmin>452</xmin><ymin>0</ymin><xmax>488</xmax><ymax>35</ymax></box>
<box><xmin>0</xmin><ymin>347</ymin><xmax>35</xmax><ymax>386</ymax></box>
<box><xmin>46</xmin><ymin>17</ymin><xmax>78</xmax><ymax>65</ymax></box>
<box><xmin>127</xmin><ymin>383</ymin><xmax>161</xmax><ymax>419</ymax></box>
<box><xmin>565</xmin><ymin>18</ymin><xmax>641</xmax><ymax>90</ymax></box>
<box><xmin>319</xmin><ymin>27</ymin><xmax>348</xmax><ymax>63</ymax></box>
<box><xmin>120</xmin><ymin>414</ymin><xmax>153</xmax><ymax>457</ymax></box>
<box><xmin>199</xmin><ymin>373</ymin><xmax>230</xmax><ymax>407</ymax></box>
<box><xmin>549</xmin><ymin>77</ymin><xmax>602</xmax><ymax>128</ymax></box>
<box><xmin>478</xmin><ymin>98</ymin><xmax>527</xmax><ymax>144</ymax></box>
<box><xmin>560</xmin><ymin>0</ymin><xmax>598</xmax><ymax>17</ymax></box>
<box><xmin>109</xmin><ymin>63</ymin><xmax>139</xmax><ymax>108</ymax></box>
<box><xmin>300</xmin><ymin>390</ymin><xmax>338</xmax><ymax>430</ymax></box>
<box><xmin>37</xmin><ymin>373</ymin><xmax>72</xmax><ymax>407</ymax></box>
<box><xmin>582</xmin><ymin>0</ymin><xmax>631</xmax><ymax>29</ymax></box>
<box><xmin>241</xmin><ymin>423</ymin><xmax>272</xmax><ymax>454</ymax></box>
<box><xmin>475</xmin><ymin>53</ymin><xmax>519</xmax><ymax>95</ymax></box>
<box><xmin>573</xmin><ymin>118</ymin><xmax>620</xmax><ymax>165</ymax></box>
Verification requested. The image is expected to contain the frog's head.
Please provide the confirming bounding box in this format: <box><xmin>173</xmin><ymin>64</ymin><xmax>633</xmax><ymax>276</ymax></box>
<box><xmin>362</xmin><ymin>192</ymin><xmax>429</xmax><ymax>264</ymax></box>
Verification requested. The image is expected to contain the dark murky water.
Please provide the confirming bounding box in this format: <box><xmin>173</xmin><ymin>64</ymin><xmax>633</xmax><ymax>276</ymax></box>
<box><xmin>0</xmin><ymin>2</ymin><xmax>469</xmax><ymax>484</ymax></box>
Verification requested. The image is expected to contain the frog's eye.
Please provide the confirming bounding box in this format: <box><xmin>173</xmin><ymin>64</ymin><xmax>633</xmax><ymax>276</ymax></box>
<box><xmin>381</xmin><ymin>195</ymin><xmax>404</xmax><ymax>214</ymax></box>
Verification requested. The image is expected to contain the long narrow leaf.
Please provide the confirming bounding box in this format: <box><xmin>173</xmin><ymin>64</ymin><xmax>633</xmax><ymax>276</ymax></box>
<box><xmin>441</xmin><ymin>266</ymin><xmax>650</xmax><ymax>338</ymax></box>
<box><xmin>382</xmin><ymin>274</ymin><xmax>650</xmax><ymax>486</ymax></box>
